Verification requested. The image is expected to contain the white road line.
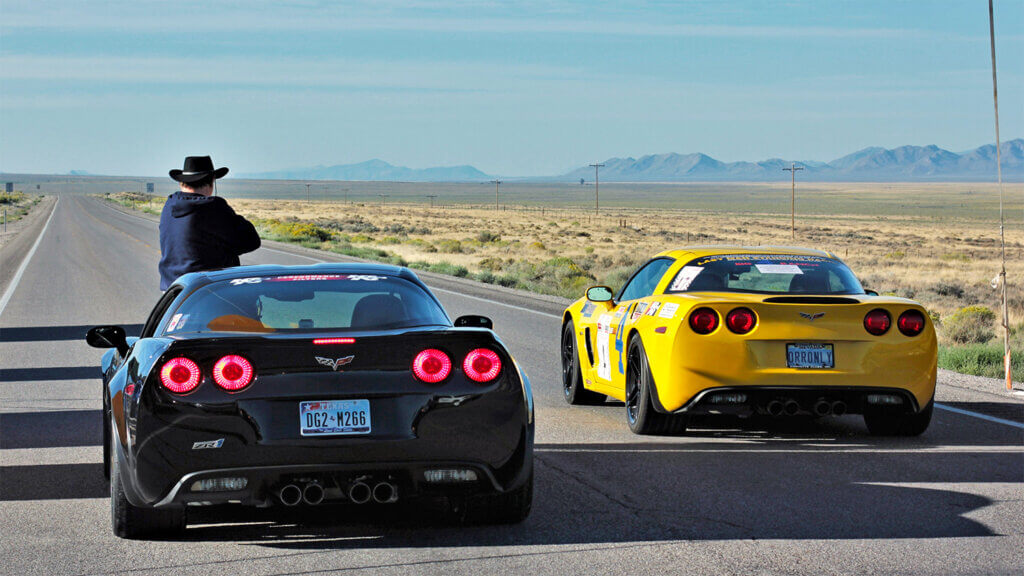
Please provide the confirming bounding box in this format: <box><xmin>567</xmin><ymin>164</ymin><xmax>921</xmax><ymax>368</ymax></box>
<box><xmin>0</xmin><ymin>197</ymin><xmax>59</xmax><ymax>319</ymax></box>
<box><xmin>935</xmin><ymin>403</ymin><xmax>1024</xmax><ymax>430</ymax></box>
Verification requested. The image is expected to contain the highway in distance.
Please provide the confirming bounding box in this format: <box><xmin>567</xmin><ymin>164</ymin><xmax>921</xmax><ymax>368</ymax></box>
<box><xmin>1</xmin><ymin>193</ymin><xmax>1022</xmax><ymax>575</ymax></box>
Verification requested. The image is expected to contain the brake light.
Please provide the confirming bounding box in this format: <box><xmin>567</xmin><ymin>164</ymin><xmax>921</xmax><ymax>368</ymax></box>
<box><xmin>212</xmin><ymin>355</ymin><xmax>254</xmax><ymax>391</ymax></box>
<box><xmin>863</xmin><ymin>309</ymin><xmax>891</xmax><ymax>335</ymax></box>
<box><xmin>726</xmin><ymin>307</ymin><xmax>757</xmax><ymax>334</ymax></box>
<box><xmin>689</xmin><ymin>307</ymin><xmax>719</xmax><ymax>335</ymax></box>
<box><xmin>463</xmin><ymin>348</ymin><xmax>502</xmax><ymax>383</ymax></box>
<box><xmin>160</xmin><ymin>357</ymin><xmax>201</xmax><ymax>393</ymax></box>
<box><xmin>897</xmin><ymin>310</ymin><xmax>926</xmax><ymax>336</ymax></box>
<box><xmin>412</xmin><ymin>349</ymin><xmax>452</xmax><ymax>383</ymax></box>
<box><xmin>313</xmin><ymin>338</ymin><xmax>356</xmax><ymax>345</ymax></box>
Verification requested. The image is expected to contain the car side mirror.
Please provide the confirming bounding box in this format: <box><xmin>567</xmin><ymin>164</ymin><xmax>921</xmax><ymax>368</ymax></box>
<box><xmin>864</xmin><ymin>289</ymin><xmax>879</xmax><ymax>296</ymax></box>
<box><xmin>454</xmin><ymin>315</ymin><xmax>493</xmax><ymax>330</ymax></box>
<box><xmin>586</xmin><ymin>286</ymin><xmax>614</xmax><ymax>303</ymax></box>
<box><xmin>86</xmin><ymin>325</ymin><xmax>130</xmax><ymax>356</ymax></box>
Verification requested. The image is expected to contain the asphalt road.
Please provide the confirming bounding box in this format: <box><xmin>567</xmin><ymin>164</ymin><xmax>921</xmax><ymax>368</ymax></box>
<box><xmin>1</xmin><ymin>194</ymin><xmax>1022</xmax><ymax>576</ymax></box>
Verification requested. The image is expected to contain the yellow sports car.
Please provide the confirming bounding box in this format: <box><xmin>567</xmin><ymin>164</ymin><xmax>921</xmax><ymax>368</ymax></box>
<box><xmin>561</xmin><ymin>246</ymin><xmax>937</xmax><ymax>436</ymax></box>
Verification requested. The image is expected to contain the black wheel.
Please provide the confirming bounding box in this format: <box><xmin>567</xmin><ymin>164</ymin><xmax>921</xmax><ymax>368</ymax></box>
<box><xmin>110</xmin><ymin>424</ymin><xmax>186</xmax><ymax>539</ymax></box>
<box><xmin>864</xmin><ymin>399</ymin><xmax>933</xmax><ymax>436</ymax></box>
<box><xmin>625</xmin><ymin>337</ymin><xmax>688</xmax><ymax>435</ymax></box>
<box><xmin>561</xmin><ymin>320</ymin><xmax>605</xmax><ymax>405</ymax></box>
<box><xmin>456</xmin><ymin>470</ymin><xmax>533</xmax><ymax>525</ymax></box>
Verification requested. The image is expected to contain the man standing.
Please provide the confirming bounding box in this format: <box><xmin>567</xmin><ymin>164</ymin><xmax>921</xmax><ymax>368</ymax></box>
<box><xmin>158</xmin><ymin>156</ymin><xmax>261</xmax><ymax>290</ymax></box>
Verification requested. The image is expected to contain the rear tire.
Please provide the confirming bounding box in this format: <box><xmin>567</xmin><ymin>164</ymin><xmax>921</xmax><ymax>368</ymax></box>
<box><xmin>864</xmin><ymin>399</ymin><xmax>933</xmax><ymax>436</ymax></box>
<box><xmin>625</xmin><ymin>337</ymin><xmax>688</xmax><ymax>435</ymax></box>
<box><xmin>562</xmin><ymin>320</ymin><xmax>606</xmax><ymax>405</ymax></box>
<box><xmin>110</xmin><ymin>425</ymin><xmax>186</xmax><ymax>539</ymax></box>
<box><xmin>456</xmin><ymin>470</ymin><xmax>533</xmax><ymax>525</ymax></box>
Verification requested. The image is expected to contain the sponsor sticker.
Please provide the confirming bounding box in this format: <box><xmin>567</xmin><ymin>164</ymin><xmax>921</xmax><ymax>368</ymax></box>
<box><xmin>670</xmin><ymin>266</ymin><xmax>704</xmax><ymax>291</ymax></box>
<box><xmin>658</xmin><ymin>302</ymin><xmax>680</xmax><ymax>319</ymax></box>
<box><xmin>631</xmin><ymin>302</ymin><xmax>649</xmax><ymax>321</ymax></box>
<box><xmin>167</xmin><ymin>313</ymin><xmax>183</xmax><ymax>331</ymax></box>
<box><xmin>581</xmin><ymin>301</ymin><xmax>595</xmax><ymax>317</ymax></box>
<box><xmin>230</xmin><ymin>277</ymin><xmax>262</xmax><ymax>285</ymax></box>
<box><xmin>646</xmin><ymin>302</ymin><xmax>661</xmax><ymax>316</ymax></box>
<box><xmin>755</xmin><ymin>263</ymin><xmax>803</xmax><ymax>275</ymax></box>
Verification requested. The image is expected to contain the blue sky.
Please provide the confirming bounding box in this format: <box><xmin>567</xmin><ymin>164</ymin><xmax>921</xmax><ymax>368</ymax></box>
<box><xmin>1</xmin><ymin>0</ymin><xmax>1021</xmax><ymax>176</ymax></box>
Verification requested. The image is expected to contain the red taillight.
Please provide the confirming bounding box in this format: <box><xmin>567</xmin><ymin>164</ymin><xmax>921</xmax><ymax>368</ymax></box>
<box><xmin>726</xmin><ymin>307</ymin><xmax>757</xmax><ymax>334</ymax></box>
<box><xmin>212</xmin><ymin>355</ymin><xmax>254</xmax><ymax>391</ymax></box>
<box><xmin>160</xmin><ymin>357</ymin><xmax>201</xmax><ymax>394</ymax></box>
<box><xmin>412</xmin><ymin>349</ymin><xmax>452</xmax><ymax>383</ymax></box>
<box><xmin>864</xmin><ymin>309</ymin><xmax>892</xmax><ymax>336</ymax></box>
<box><xmin>313</xmin><ymin>338</ymin><xmax>356</xmax><ymax>345</ymax></box>
<box><xmin>463</xmin><ymin>348</ymin><xmax>502</xmax><ymax>383</ymax></box>
<box><xmin>897</xmin><ymin>310</ymin><xmax>926</xmax><ymax>336</ymax></box>
<box><xmin>689</xmin><ymin>307</ymin><xmax>719</xmax><ymax>335</ymax></box>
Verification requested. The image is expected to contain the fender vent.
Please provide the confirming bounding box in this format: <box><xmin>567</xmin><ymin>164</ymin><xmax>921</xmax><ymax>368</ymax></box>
<box><xmin>763</xmin><ymin>296</ymin><xmax>862</xmax><ymax>305</ymax></box>
<box><xmin>584</xmin><ymin>328</ymin><xmax>595</xmax><ymax>366</ymax></box>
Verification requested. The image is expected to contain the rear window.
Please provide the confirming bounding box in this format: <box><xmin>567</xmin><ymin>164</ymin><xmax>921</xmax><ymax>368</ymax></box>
<box><xmin>665</xmin><ymin>254</ymin><xmax>865</xmax><ymax>295</ymax></box>
<box><xmin>164</xmin><ymin>274</ymin><xmax>450</xmax><ymax>334</ymax></box>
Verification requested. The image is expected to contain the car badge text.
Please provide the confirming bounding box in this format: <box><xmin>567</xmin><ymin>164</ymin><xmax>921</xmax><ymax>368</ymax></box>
<box><xmin>192</xmin><ymin>439</ymin><xmax>224</xmax><ymax>450</ymax></box>
<box><xmin>799</xmin><ymin>312</ymin><xmax>825</xmax><ymax>321</ymax></box>
<box><xmin>316</xmin><ymin>355</ymin><xmax>355</xmax><ymax>371</ymax></box>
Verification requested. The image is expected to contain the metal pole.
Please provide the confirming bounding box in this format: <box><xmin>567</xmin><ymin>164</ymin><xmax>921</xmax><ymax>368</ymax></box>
<box><xmin>589</xmin><ymin>163</ymin><xmax>604</xmax><ymax>214</ymax></box>
<box><xmin>783</xmin><ymin>163</ymin><xmax>804</xmax><ymax>238</ymax></box>
<box><xmin>491</xmin><ymin>180</ymin><xmax>502</xmax><ymax>210</ymax></box>
<box><xmin>427</xmin><ymin>194</ymin><xmax>437</xmax><ymax>208</ymax></box>
<box><xmin>988</xmin><ymin>0</ymin><xmax>1011</xmax><ymax>390</ymax></box>
<box><xmin>306</xmin><ymin>183</ymin><xmax>311</xmax><ymax>203</ymax></box>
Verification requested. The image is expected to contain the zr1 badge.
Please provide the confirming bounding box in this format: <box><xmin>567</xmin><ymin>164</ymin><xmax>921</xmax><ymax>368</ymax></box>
<box><xmin>192</xmin><ymin>439</ymin><xmax>224</xmax><ymax>450</ymax></box>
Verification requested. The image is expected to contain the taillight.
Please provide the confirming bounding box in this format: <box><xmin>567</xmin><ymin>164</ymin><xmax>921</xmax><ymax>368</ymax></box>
<box><xmin>897</xmin><ymin>310</ymin><xmax>926</xmax><ymax>336</ymax></box>
<box><xmin>313</xmin><ymin>337</ymin><xmax>356</xmax><ymax>345</ymax></box>
<box><xmin>212</xmin><ymin>355</ymin><xmax>254</xmax><ymax>391</ymax></box>
<box><xmin>689</xmin><ymin>307</ymin><xmax>719</xmax><ymax>334</ymax></box>
<box><xmin>160</xmin><ymin>357</ymin><xmax>201</xmax><ymax>393</ymax></box>
<box><xmin>463</xmin><ymin>348</ymin><xmax>502</xmax><ymax>383</ymax></box>
<box><xmin>412</xmin><ymin>349</ymin><xmax>452</xmax><ymax>383</ymax></box>
<box><xmin>726</xmin><ymin>307</ymin><xmax>757</xmax><ymax>334</ymax></box>
<box><xmin>863</xmin><ymin>309</ymin><xmax>892</xmax><ymax>336</ymax></box>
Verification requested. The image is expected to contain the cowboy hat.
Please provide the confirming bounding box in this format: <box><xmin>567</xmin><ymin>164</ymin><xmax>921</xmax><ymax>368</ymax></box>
<box><xmin>169</xmin><ymin>156</ymin><xmax>229</xmax><ymax>183</ymax></box>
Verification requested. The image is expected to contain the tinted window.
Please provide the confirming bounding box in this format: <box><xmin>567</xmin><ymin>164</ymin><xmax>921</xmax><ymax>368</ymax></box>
<box><xmin>665</xmin><ymin>254</ymin><xmax>864</xmax><ymax>295</ymax></box>
<box><xmin>618</xmin><ymin>258</ymin><xmax>674</xmax><ymax>301</ymax></box>
<box><xmin>165</xmin><ymin>274</ymin><xmax>449</xmax><ymax>334</ymax></box>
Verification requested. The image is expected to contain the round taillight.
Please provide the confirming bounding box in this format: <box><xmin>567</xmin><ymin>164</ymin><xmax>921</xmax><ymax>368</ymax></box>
<box><xmin>897</xmin><ymin>310</ymin><xmax>926</xmax><ymax>337</ymax></box>
<box><xmin>463</xmin><ymin>348</ymin><xmax>502</xmax><ymax>383</ymax></box>
<box><xmin>412</xmin><ymin>349</ymin><xmax>452</xmax><ymax>383</ymax></box>
<box><xmin>726</xmin><ymin>307</ymin><xmax>757</xmax><ymax>334</ymax></box>
<box><xmin>213</xmin><ymin>355</ymin><xmax>254</xmax><ymax>391</ymax></box>
<box><xmin>864</xmin><ymin>309</ymin><xmax>892</xmax><ymax>336</ymax></box>
<box><xmin>160</xmin><ymin>357</ymin><xmax>201</xmax><ymax>394</ymax></box>
<box><xmin>689</xmin><ymin>307</ymin><xmax>719</xmax><ymax>335</ymax></box>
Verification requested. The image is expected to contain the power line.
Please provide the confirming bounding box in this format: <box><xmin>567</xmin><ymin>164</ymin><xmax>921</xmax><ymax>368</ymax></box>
<box><xmin>589</xmin><ymin>163</ymin><xmax>604</xmax><ymax>214</ymax></box>
<box><xmin>783</xmin><ymin>163</ymin><xmax>804</xmax><ymax>239</ymax></box>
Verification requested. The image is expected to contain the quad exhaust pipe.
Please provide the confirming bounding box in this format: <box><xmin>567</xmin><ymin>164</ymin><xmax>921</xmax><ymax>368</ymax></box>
<box><xmin>831</xmin><ymin>401</ymin><xmax>847</xmax><ymax>416</ymax></box>
<box><xmin>372</xmin><ymin>482</ymin><xmax>397</xmax><ymax>504</ymax></box>
<box><xmin>348</xmin><ymin>481</ymin><xmax>372</xmax><ymax>504</ymax></box>
<box><xmin>278</xmin><ymin>479</ymin><xmax>398</xmax><ymax>505</ymax></box>
<box><xmin>279</xmin><ymin>484</ymin><xmax>302</xmax><ymax>506</ymax></box>
<box><xmin>766</xmin><ymin>400</ymin><xmax>784</xmax><ymax>417</ymax></box>
<box><xmin>813</xmin><ymin>399</ymin><xmax>832</xmax><ymax>417</ymax></box>
<box><xmin>303</xmin><ymin>482</ymin><xmax>325</xmax><ymax>505</ymax></box>
<box><xmin>783</xmin><ymin>400</ymin><xmax>800</xmax><ymax>416</ymax></box>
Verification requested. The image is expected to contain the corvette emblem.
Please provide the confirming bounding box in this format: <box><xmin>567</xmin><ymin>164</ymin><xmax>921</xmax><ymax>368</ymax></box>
<box><xmin>799</xmin><ymin>312</ymin><xmax>825</xmax><ymax>321</ymax></box>
<box><xmin>316</xmin><ymin>355</ymin><xmax>355</xmax><ymax>371</ymax></box>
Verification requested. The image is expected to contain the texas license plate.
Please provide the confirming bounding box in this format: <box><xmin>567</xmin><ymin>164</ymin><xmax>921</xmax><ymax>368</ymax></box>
<box><xmin>300</xmin><ymin>400</ymin><xmax>371</xmax><ymax>436</ymax></box>
<box><xmin>786</xmin><ymin>343</ymin><xmax>834</xmax><ymax>369</ymax></box>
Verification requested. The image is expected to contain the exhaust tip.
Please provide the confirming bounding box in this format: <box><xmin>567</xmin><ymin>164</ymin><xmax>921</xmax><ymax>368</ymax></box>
<box><xmin>766</xmin><ymin>400</ymin><xmax>784</xmax><ymax>417</ymax></box>
<box><xmin>831</xmin><ymin>401</ymin><xmax>847</xmax><ymax>416</ymax></box>
<box><xmin>783</xmin><ymin>400</ymin><xmax>800</xmax><ymax>416</ymax></box>
<box><xmin>813</xmin><ymin>400</ymin><xmax>831</xmax><ymax>417</ymax></box>
<box><xmin>279</xmin><ymin>484</ymin><xmax>302</xmax><ymax>507</ymax></box>
<box><xmin>372</xmin><ymin>482</ymin><xmax>397</xmax><ymax>504</ymax></box>
<box><xmin>303</xmin><ymin>482</ymin><xmax>325</xmax><ymax>505</ymax></box>
<box><xmin>348</xmin><ymin>482</ymin><xmax>372</xmax><ymax>504</ymax></box>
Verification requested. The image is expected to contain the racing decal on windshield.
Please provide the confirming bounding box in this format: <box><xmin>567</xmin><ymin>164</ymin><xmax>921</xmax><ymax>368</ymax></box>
<box><xmin>696</xmin><ymin>254</ymin><xmax>831</xmax><ymax>266</ymax></box>
<box><xmin>595</xmin><ymin>313</ymin><xmax>615</xmax><ymax>380</ymax></box>
<box><xmin>230</xmin><ymin>277</ymin><xmax>262</xmax><ymax>285</ymax></box>
<box><xmin>658</xmin><ymin>302</ymin><xmax>679</xmax><ymax>319</ymax></box>
<box><xmin>231</xmin><ymin>274</ymin><xmax>387</xmax><ymax>285</ymax></box>
<box><xmin>670</xmin><ymin>266</ymin><xmax>703</xmax><ymax>291</ymax></box>
<box><xmin>755</xmin><ymin>264</ymin><xmax>803</xmax><ymax>275</ymax></box>
<box><xmin>646</xmin><ymin>302</ymin><xmax>661</xmax><ymax>316</ymax></box>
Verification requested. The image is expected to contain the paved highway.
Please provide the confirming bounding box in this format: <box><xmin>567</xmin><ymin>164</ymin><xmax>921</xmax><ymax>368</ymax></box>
<box><xmin>1</xmin><ymin>194</ymin><xmax>1022</xmax><ymax>575</ymax></box>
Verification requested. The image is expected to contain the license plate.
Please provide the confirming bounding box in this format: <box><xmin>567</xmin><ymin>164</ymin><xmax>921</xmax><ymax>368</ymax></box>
<box><xmin>300</xmin><ymin>400</ymin><xmax>371</xmax><ymax>436</ymax></box>
<box><xmin>786</xmin><ymin>343</ymin><xmax>834</xmax><ymax>369</ymax></box>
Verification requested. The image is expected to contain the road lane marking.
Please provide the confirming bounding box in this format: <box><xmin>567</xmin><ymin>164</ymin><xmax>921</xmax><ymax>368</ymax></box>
<box><xmin>0</xmin><ymin>197</ymin><xmax>59</xmax><ymax>319</ymax></box>
<box><xmin>935</xmin><ymin>403</ymin><xmax>1024</xmax><ymax>430</ymax></box>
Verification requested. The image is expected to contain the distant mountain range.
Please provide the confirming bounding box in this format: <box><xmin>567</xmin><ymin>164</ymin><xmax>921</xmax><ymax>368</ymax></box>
<box><xmin>561</xmin><ymin>139</ymin><xmax>1024</xmax><ymax>182</ymax></box>
<box><xmin>243</xmin><ymin>159</ymin><xmax>489</xmax><ymax>182</ymax></box>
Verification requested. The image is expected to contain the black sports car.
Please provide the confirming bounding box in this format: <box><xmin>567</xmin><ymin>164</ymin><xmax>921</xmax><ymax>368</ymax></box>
<box><xmin>87</xmin><ymin>263</ymin><xmax>534</xmax><ymax>539</ymax></box>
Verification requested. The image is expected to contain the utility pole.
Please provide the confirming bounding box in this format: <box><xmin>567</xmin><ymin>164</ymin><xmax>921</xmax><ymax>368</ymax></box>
<box><xmin>379</xmin><ymin>194</ymin><xmax>388</xmax><ymax>206</ymax></box>
<box><xmin>342</xmin><ymin>188</ymin><xmax>350</xmax><ymax>204</ymax></box>
<box><xmin>305</xmin><ymin>183</ymin><xmax>311</xmax><ymax>203</ymax></box>
<box><xmin>426</xmin><ymin>194</ymin><xmax>437</xmax><ymax>208</ymax></box>
<box><xmin>490</xmin><ymin>180</ymin><xmax>502</xmax><ymax>210</ymax></box>
<box><xmin>783</xmin><ymin>163</ymin><xmax>804</xmax><ymax>238</ymax></box>
<box><xmin>589</xmin><ymin>163</ymin><xmax>604</xmax><ymax>214</ymax></box>
<box><xmin>988</xmin><ymin>0</ymin><xmax>1012</xmax><ymax>391</ymax></box>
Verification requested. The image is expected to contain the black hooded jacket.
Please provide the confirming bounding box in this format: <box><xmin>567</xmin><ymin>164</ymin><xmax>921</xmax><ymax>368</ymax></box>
<box><xmin>158</xmin><ymin>192</ymin><xmax>261</xmax><ymax>290</ymax></box>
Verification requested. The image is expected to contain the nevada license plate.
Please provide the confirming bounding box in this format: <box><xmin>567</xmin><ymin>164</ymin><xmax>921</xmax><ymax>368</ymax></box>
<box><xmin>300</xmin><ymin>400</ymin><xmax>371</xmax><ymax>436</ymax></box>
<box><xmin>786</xmin><ymin>343</ymin><xmax>834</xmax><ymax>369</ymax></box>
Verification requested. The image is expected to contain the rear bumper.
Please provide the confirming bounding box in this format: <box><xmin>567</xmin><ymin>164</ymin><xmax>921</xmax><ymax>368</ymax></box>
<box><xmin>669</xmin><ymin>385</ymin><xmax>924</xmax><ymax>416</ymax></box>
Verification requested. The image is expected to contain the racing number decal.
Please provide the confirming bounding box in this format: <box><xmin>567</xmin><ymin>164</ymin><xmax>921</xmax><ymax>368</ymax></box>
<box><xmin>595</xmin><ymin>313</ymin><xmax>614</xmax><ymax>380</ymax></box>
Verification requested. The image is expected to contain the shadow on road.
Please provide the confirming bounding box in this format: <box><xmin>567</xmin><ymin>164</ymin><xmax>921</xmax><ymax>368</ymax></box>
<box><xmin>0</xmin><ymin>323</ymin><xmax>144</xmax><ymax>342</ymax></box>
<box><xmin>0</xmin><ymin>366</ymin><xmax>100</xmax><ymax>382</ymax></box>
